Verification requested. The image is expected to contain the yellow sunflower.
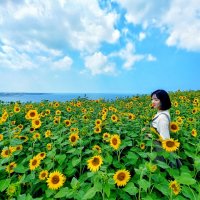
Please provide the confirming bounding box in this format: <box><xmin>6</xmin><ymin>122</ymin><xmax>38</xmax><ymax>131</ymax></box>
<box><xmin>30</xmin><ymin>127</ymin><xmax>35</xmax><ymax>133</ymax></box>
<box><xmin>191</xmin><ymin>129</ymin><xmax>197</xmax><ymax>137</ymax></box>
<box><xmin>55</xmin><ymin>110</ymin><xmax>61</xmax><ymax>115</ymax></box>
<box><xmin>45</xmin><ymin>130</ymin><xmax>52</xmax><ymax>138</ymax></box>
<box><xmin>140</xmin><ymin>143</ymin><xmax>145</xmax><ymax>150</ymax></box>
<box><xmin>128</xmin><ymin>113</ymin><xmax>136</xmax><ymax>120</ymax></box>
<box><xmin>18</xmin><ymin>135</ymin><xmax>29</xmax><ymax>142</ymax></box>
<box><xmin>1</xmin><ymin>147</ymin><xmax>14</xmax><ymax>158</ymax></box>
<box><xmin>6</xmin><ymin>162</ymin><xmax>17</xmax><ymax>173</ymax></box>
<box><xmin>176</xmin><ymin>116</ymin><xmax>183</xmax><ymax>125</ymax></box>
<box><xmin>110</xmin><ymin>134</ymin><xmax>121</xmax><ymax>150</ymax></box>
<box><xmin>162</xmin><ymin>139</ymin><xmax>180</xmax><ymax>152</ymax></box>
<box><xmin>0</xmin><ymin>134</ymin><xmax>3</xmax><ymax>141</ymax></box>
<box><xmin>46</xmin><ymin>143</ymin><xmax>52</xmax><ymax>151</ymax></box>
<box><xmin>169</xmin><ymin>180</ymin><xmax>181</xmax><ymax>195</ymax></box>
<box><xmin>33</xmin><ymin>132</ymin><xmax>41</xmax><ymax>140</ymax></box>
<box><xmin>113</xmin><ymin>169</ymin><xmax>131</xmax><ymax>187</ymax></box>
<box><xmin>32</xmin><ymin>119</ymin><xmax>42</xmax><ymax>129</ymax></box>
<box><xmin>92</xmin><ymin>145</ymin><xmax>101</xmax><ymax>154</ymax></box>
<box><xmin>103</xmin><ymin>133</ymin><xmax>111</xmax><ymax>142</ymax></box>
<box><xmin>175</xmin><ymin>110</ymin><xmax>180</xmax><ymax>115</ymax></box>
<box><xmin>87</xmin><ymin>155</ymin><xmax>103</xmax><ymax>172</ymax></box>
<box><xmin>64</xmin><ymin>119</ymin><xmax>71</xmax><ymax>127</ymax></box>
<box><xmin>18</xmin><ymin>124</ymin><xmax>23</xmax><ymax>129</ymax></box>
<box><xmin>6</xmin><ymin>184</ymin><xmax>17</xmax><ymax>196</ymax></box>
<box><xmin>111</xmin><ymin>114</ymin><xmax>118</xmax><ymax>122</ymax></box>
<box><xmin>69</xmin><ymin>133</ymin><xmax>79</xmax><ymax>146</ymax></box>
<box><xmin>14</xmin><ymin>106</ymin><xmax>20</xmax><ymax>113</ymax></box>
<box><xmin>39</xmin><ymin>170</ymin><xmax>49</xmax><ymax>180</ymax></box>
<box><xmin>47</xmin><ymin>171</ymin><xmax>65</xmax><ymax>190</ymax></box>
<box><xmin>15</xmin><ymin>145</ymin><xmax>23</xmax><ymax>151</ymax></box>
<box><xmin>95</xmin><ymin>119</ymin><xmax>102</xmax><ymax>126</ymax></box>
<box><xmin>36</xmin><ymin>152</ymin><xmax>46</xmax><ymax>160</ymax></box>
<box><xmin>29</xmin><ymin>156</ymin><xmax>41</xmax><ymax>171</ymax></box>
<box><xmin>66</xmin><ymin>106</ymin><xmax>72</xmax><ymax>112</ymax></box>
<box><xmin>26</xmin><ymin>109</ymin><xmax>39</xmax><ymax>120</ymax></box>
<box><xmin>94</xmin><ymin>126</ymin><xmax>101</xmax><ymax>134</ymax></box>
<box><xmin>170</xmin><ymin>122</ymin><xmax>180</xmax><ymax>133</ymax></box>
<box><xmin>192</xmin><ymin>108</ymin><xmax>198</xmax><ymax>114</ymax></box>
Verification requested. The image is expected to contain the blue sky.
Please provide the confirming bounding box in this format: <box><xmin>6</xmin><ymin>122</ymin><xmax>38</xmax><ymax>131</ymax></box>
<box><xmin>0</xmin><ymin>0</ymin><xmax>200</xmax><ymax>94</ymax></box>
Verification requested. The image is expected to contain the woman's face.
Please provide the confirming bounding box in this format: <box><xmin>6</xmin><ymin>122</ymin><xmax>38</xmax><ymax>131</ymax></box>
<box><xmin>151</xmin><ymin>94</ymin><xmax>161</xmax><ymax>110</ymax></box>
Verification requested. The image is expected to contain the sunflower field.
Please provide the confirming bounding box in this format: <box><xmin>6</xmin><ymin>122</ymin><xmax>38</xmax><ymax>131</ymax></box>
<box><xmin>0</xmin><ymin>90</ymin><xmax>199</xmax><ymax>200</ymax></box>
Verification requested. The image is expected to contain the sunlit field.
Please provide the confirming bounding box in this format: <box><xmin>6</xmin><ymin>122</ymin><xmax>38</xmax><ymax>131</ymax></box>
<box><xmin>0</xmin><ymin>90</ymin><xmax>199</xmax><ymax>200</ymax></box>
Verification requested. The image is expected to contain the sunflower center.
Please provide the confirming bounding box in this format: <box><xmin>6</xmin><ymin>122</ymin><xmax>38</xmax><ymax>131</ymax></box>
<box><xmin>30</xmin><ymin>112</ymin><xmax>35</xmax><ymax>117</ymax></box>
<box><xmin>92</xmin><ymin>158</ymin><xmax>100</xmax><ymax>166</ymax></box>
<box><xmin>52</xmin><ymin>175</ymin><xmax>60</xmax><ymax>184</ymax></box>
<box><xmin>117</xmin><ymin>172</ymin><xmax>125</xmax><ymax>181</ymax></box>
<box><xmin>71</xmin><ymin>136</ymin><xmax>76</xmax><ymax>142</ymax></box>
<box><xmin>5</xmin><ymin>150</ymin><xmax>10</xmax><ymax>155</ymax></box>
<box><xmin>35</xmin><ymin>120</ymin><xmax>40</xmax><ymax>125</ymax></box>
<box><xmin>171</xmin><ymin>125</ymin><xmax>177</xmax><ymax>130</ymax></box>
<box><xmin>32</xmin><ymin>159</ymin><xmax>37</xmax><ymax>166</ymax></box>
<box><xmin>10</xmin><ymin>164</ymin><xmax>14</xmax><ymax>170</ymax></box>
<box><xmin>41</xmin><ymin>173</ymin><xmax>46</xmax><ymax>177</ymax></box>
<box><xmin>166</xmin><ymin>141</ymin><xmax>175</xmax><ymax>147</ymax></box>
<box><xmin>112</xmin><ymin>138</ymin><xmax>118</xmax><ymax>145</ymax></box>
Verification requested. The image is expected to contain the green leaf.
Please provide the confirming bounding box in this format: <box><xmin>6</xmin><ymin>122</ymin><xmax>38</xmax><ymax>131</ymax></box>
<box><xmin>176</xmin><ymin>172</ymin><xmax>196</xmax><ymax>185</ymax></box>
<box><xmin>23</xmin><ymin>173</ymin><xmax>35</xmax><ymax>182</ymax></box>
<box><xmin>154</xmin><ymin>182</ymin><xmax>169</xmax><ymax>196</ymax></box>
<box><xmin>70</xmin><ymin>177</ymin><xmax>79</xmax><ymax>189</ymax></box>
<box><xmin>67</xmin><ymin>148</ymin><xmax>76</xmax><ymax>153</ymax></box>
<box><xmin>0</xmin><ymin>178</ymin><xmax>11</xmax><ymax>192</ymax></box>
<box><xmin>194</xmin><ymin>157</ymin><xmax>200</xmax><ymax>171</ymax></box>
<box><xmin>45</xmin><ymin>189</ymin><xmax>55</xmax><ymax>198</ymax></box>
<box><xmin>103</xmin><ymin>183</ymin><xmax>110</xmax><ymax>198</ymax></box>
<box><xmin>104</xmin><ymin>153</ymin><xmax>113</xmax><ymax>164</ymax></box>
<box><xmin>54</xmin><ymin>187</ymin><xmax>69</xmax><ymax>198</ymax></box>
<box><xmin>126</xmin><ymin>152</ymin><xmax>138</xmax><ymax>165</ymax></box>
<box><xmin>182</xmin><ymin>185</ymin><xmax>197</xmax><ymax>199</ymax></box>
<box><xmin>72</xmin><ymin>157</ymin><xmax>81</xmax><ymax>167</ymax></box>
<box><xmin>10</xmin><ymin>138</ymin><xmax>23</xmax><ymax>146</ymax></box>
<box><xmin>55</xmin><ymin>154</ymin><xmax>66</xmax><ymax>165</ymax></box>
<box><xmin>14</xmin><ymin>163</ymin><xmax>27</xmax><ymax>173</ymax></box>
<box><xmin>123</xmin><ymin>182</ymin><xmax>138</xmax><ymax>195</ymax></box>
<box><xmin>94</xmin><ymin>181</ymin><xmax>102</xmax><ymax>192</ymax></box>
<box><xmin>83</xmin><ymin>187</ymin><xmax>97</xmax><ymax>200</ymax></box>
<box><xmin>17</xmin><ymin>194</ymin><xmax>26</xmax><ymax>200</ymax></box>
<box><xmin>26</xmin><ymin>193</ymin><xmax>33</xmax><ymax>200</ymax></box>
<box><xmin>156</xmin><ymin>160</ymin><xmax>170</xmax><ymax>169</ymax></box>
<box><xmin>138</xmin><ymin>179</ymin><xmax>150</xmax><ymax>192</ymax></box>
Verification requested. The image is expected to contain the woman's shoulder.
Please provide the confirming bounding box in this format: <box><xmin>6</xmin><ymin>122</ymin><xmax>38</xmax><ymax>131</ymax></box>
<box><xmin>157</xmin><ymin>110</ymin><xmax>170</xmax><ymax>121</ymax></box>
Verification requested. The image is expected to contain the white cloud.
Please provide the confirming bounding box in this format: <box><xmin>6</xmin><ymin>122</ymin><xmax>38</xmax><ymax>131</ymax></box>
<box><xmin>51</xmin><ymin>56</ymin><xmax>73</xmax><ymax>70</ymax></box>
<box><xmin>84</xmin><ymin>52</ymin><xmax>116</xmax><ymax>75</ymax></box>
<box><xmin>0</xmin><ymin>0</ymin><xmax>120</xmax><ymax>53</ymax></box>
<box><xmin>111</xmin><ymin>42</ymin><xmax>144</xmax><ymax>70</ymax></box>
<box><xmin>146</xmin><ymin>54</ymin><xmax>157</xmax><ymax>61</ymax></box>
<box><xmin>162</xmin><ymin>0</ymin><xmax>200</xmax><ymax>51</ymax></box>
<box><xmin>114</xmin><ymin>0</ymin><xmax>200</xmax><ymax>52</ymax></box>
<box><xmin>114</xmin><ymin>0</ymin><xmax>169</xmax><ymax>28</ymax></box>
<box><xmin>0</xmin><ymin>39</ymin><xmax>72</xmax><ymax>71</ymax></box>
<box><xmin>138</xmin><ymin>32</ymin><xmax>146</xmax><ymax>41</ymax></box>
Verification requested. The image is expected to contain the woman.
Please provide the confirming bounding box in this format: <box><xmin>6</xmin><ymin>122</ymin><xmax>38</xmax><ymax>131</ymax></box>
<box><xmin>150</xmin><ymin>89</ymin><xmax>182</xmax><ymax>168</ymax></box>
<box><xmin>151</xmin><ymin>89</ymin><xmax>171</xmax><ymax>140</ymax></box>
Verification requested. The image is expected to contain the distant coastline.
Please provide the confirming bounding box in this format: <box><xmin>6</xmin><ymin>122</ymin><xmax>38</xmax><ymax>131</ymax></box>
<box><xmin>0</xmin><ymin>92</ymin><xmax>136</xmax><ymax>103</ymax></box>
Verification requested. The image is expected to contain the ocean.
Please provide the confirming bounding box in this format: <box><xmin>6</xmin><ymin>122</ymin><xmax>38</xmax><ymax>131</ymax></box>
<box><xmin>0</xmin><ymin>93</ymin><xmax>135</xmax><ymax>103</ymax></box>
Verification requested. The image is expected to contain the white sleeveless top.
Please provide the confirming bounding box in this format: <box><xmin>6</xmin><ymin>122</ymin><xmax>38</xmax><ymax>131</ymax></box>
<box><xmin>151</xmin><ymin>110</ymin><xmax>170</xmax><ymax>140</ymax></box>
